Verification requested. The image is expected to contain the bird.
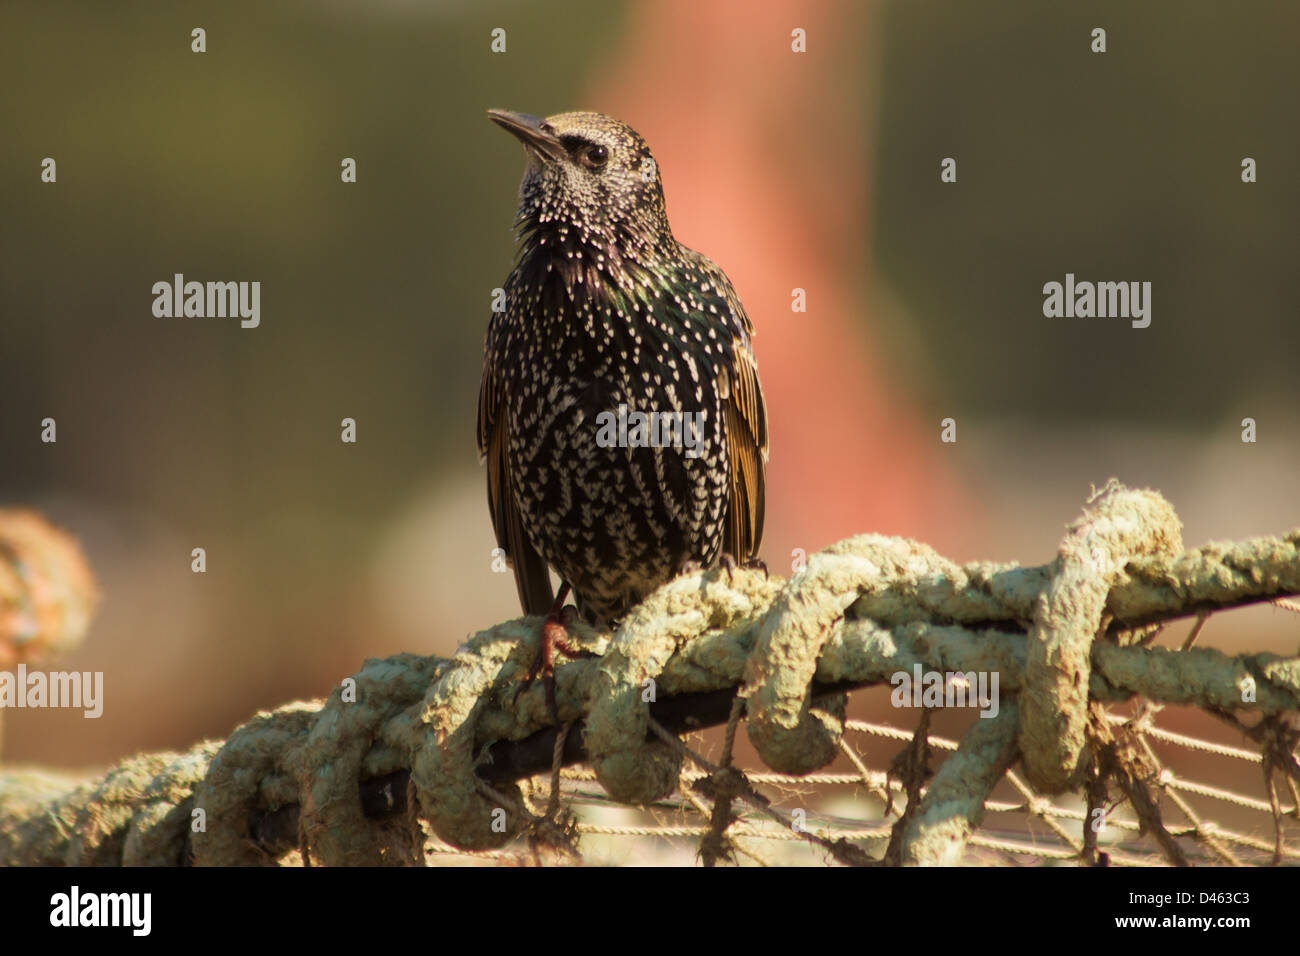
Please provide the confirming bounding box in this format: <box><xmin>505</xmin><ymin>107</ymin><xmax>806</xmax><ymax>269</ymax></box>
<box><xmin>478</xmin><ymin>109</ymin><xmax>768</xmax><ymax>708</ymax></box>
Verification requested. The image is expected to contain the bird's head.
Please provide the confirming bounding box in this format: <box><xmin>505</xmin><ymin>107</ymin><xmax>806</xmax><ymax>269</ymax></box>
<box><xmin>488</xmin><ymin>109</ymin><xmax>673</xmax><ymax>255</ymax></box>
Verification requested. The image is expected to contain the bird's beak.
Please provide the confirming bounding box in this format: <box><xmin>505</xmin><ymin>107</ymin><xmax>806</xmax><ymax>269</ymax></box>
<box><xmin>487</xmin><ymin>109</ymin><xmax>567</xmax><ymax>164</ymax></box>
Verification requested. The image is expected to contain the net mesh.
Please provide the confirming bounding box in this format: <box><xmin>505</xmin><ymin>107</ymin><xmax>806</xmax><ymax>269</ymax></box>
<box><xmin>425</xmin><ymin>705</ymin><xmax>1300</xmax><ymax>866</ymax></box>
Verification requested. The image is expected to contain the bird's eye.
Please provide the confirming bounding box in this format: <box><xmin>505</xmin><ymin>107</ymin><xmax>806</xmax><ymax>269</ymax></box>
<box><xmin>580</xmin><ymin>145</ymin><xmax>609</xmax><ymax>170</ymax></box>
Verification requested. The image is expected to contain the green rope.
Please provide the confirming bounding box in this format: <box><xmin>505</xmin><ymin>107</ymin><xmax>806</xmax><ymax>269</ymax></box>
<box><xmin>1</xmin><ymin>482</ymin><xmax>1297</xmax><ymax>866</ymax></box>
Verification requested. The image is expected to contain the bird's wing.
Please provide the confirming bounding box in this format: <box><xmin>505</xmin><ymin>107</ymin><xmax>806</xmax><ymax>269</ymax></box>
<box><xmin>477</xmin><ymin>320</ymin><xmax>555</xmax><ymax>616</ymax></box>
<box><xmin>722</xmin><ymin>331</ymin><xmax>768</xmax><ymax>563</ymax></box>
<box><xmin>686</xmin><ymin>253</ymin><xmax>769</xmax><ymax>564</ymax></box>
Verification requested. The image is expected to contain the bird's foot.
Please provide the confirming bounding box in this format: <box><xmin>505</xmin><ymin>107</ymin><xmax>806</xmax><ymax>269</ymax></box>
<box><xmin>717</xmin><ymin>552</ymin><xmax>768</xmax><ymax>581</ymax></box>
<box><xmin>515</xmin><ymin>588</ymin><xmax>591</xmax><ymax>722</ymax></box>
<box><xmin>677</xmin><ymin>557</ymin><xmax>706</xmax><ymax>576</ymax></box>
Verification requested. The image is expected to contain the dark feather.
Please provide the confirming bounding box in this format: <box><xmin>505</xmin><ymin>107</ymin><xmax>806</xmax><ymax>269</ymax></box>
<box><xmin>478</xmin><ymin>347</ymin><xmax>554</xmax><ymax>616</ymax></box>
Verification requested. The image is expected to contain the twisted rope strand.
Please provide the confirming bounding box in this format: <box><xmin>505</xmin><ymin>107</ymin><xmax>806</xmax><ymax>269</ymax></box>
<box><xmin>2</xmin><ymin>483</ymin><xmax>1297</xmax><ymax>865</ymax></box>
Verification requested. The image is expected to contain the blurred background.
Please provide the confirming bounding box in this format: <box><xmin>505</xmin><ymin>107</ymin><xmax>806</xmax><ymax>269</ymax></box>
<box><xmin>1</xmin><ymin>0</ymin><xmax>1297</xmax><ymax>847</ymax></box>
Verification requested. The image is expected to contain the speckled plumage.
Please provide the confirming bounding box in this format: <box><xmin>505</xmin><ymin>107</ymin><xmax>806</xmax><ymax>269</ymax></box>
<box><xmin>478</xmin><ymin>110</ymin><xmax>768</xmax><ymax>627</ymax></box>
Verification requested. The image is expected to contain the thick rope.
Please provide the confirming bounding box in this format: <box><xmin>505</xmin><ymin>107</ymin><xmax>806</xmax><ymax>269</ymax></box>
<box><xmin>1</xmin><ymin>481</ymin><xmax>1297</xmax><ymax>865</ymax></box>
<box><xmin>1021</xmin><ymin>482</ymin><xmax>1183</xmax><ymax>791</ymax></box>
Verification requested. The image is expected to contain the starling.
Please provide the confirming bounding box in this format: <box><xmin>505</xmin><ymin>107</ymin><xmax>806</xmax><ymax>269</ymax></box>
<box><xmin>478</xmin><ymin>109</ymin><xmax>769</xmax><ymax>678</ymax></box>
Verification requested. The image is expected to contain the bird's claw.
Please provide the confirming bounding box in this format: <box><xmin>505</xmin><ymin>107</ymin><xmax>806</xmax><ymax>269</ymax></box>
<box><xmin>677</xmin><ymin>558</ymin><xmax>705</xmax><ymax>576</ymax></box>
<box><xmin>717</xmin><ymin>552</ymin><xmax>768</xmax><ymax>581</ymax></box>
<box><xmin>515</xmin><ymin>591</ymin><xmax>590</xmax><ymax>723</ymax></box>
